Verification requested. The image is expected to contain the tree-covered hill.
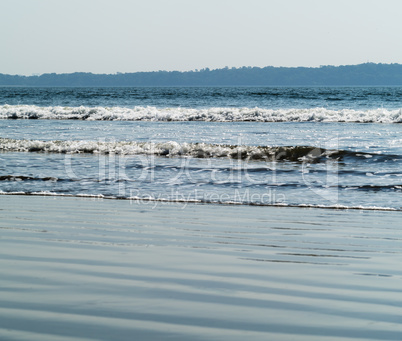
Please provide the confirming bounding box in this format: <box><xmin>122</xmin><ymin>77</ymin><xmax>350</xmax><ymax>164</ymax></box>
<box><xmin>1</xmin><ymin>63</ymin><xmax>402</xmax><ymax>87</ymax></box>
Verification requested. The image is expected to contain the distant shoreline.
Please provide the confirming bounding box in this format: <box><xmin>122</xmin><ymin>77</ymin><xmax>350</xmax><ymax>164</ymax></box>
<box><xmin>2</xmin><ymin>63</ymin><xmax>402</xmax><ymax>87</ymax></box>
<box><xmin>2</xmin><ymin>83</ymin><xmax>402</xmax><ymax>87</ymax></box>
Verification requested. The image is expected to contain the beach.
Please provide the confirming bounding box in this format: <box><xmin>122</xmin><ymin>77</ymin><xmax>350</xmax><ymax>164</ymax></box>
<box><xmin>2</xmin><ymin>0</ymin><xmax>402</xmax><ymax>338</ymax></box>
<box><xmin>1</xmin><ymin>195</ymin><xmax>401</xmax><ymax>341</ymax></box>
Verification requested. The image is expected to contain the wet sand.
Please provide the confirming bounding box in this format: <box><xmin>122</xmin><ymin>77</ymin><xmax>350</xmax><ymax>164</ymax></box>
<box><xmin>0</xmin><ymin>195</ymin><xmax>401</xmax><ymax>341</ymax></box>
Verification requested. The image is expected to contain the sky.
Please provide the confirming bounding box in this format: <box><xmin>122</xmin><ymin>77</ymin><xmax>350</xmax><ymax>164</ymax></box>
<box><xmin>1</xmin><ymin>0</ymin><xmax>402</xmax><ymax>75</ymax></box>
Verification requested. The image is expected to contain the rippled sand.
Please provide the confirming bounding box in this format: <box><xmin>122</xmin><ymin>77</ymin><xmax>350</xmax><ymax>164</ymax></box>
<box><xmin>0</xmin><ymin>195</ymin><xmax>401</xmax><ymax>341</ymax></box>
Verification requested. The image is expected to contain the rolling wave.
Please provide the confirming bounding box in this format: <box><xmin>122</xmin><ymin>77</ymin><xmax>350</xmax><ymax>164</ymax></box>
<box><xmin>0</xmin><ymin>175</ymin><xmax>60</xmax><ymax>182</ymax></box>
<box><xmin>1</xmin><ymin>105</ymin><xmax>402</xmax><ymax>123</ymax></box>
<box><xmin>2</xmin><ymin>137</ymin><xmax>397</xmax><ymax>162</ymax></box>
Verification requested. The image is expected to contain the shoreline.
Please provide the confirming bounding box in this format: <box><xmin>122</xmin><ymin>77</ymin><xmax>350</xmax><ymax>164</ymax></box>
<box><xmin>0</xmin><ymin>192</ymin><xmax>400</xmax><ymax>212</ymax></box>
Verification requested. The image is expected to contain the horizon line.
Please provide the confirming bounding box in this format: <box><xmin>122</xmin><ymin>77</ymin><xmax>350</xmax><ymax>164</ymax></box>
<box><xmin>2</xmin><ymin>62</ymin><xmax>400</xmax><ymax>77</ymax></box>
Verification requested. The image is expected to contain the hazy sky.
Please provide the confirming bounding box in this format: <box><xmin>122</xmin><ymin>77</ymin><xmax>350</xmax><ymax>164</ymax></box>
<box><xmin>1</xmin><ymin>0</ymin><xmax>402</xmax><ymax>75</ymax></box>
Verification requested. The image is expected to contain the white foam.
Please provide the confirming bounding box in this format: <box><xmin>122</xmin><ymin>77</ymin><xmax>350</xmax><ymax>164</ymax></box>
<box><xmin>1</xmin><ymin>105</ymin><xmax>402</xmax><ymax>123</ymax></box>
<box><xmin>0</xmin><ymin>137</ymin><xmax>321</xmax><ymax>160</ymax></box>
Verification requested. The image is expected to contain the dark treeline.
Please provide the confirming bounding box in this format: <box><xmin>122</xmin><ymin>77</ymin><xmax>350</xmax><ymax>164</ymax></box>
<box><xmin>2</xmin><ymin>63</ymin><xmax>402</xmax><ymax>87</ymax></box>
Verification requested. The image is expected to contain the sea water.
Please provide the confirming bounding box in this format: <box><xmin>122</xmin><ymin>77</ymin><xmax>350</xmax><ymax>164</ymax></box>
<box><xmin>0</xmin><ymin>87</ymin><xmax>401</xmax><ymax>210</ymax></box>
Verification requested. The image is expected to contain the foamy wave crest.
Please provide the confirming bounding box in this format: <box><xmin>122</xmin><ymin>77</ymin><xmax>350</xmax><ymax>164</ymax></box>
<box><xmin>0</xmin><ymin>137</ymin><xmax>337</xmax><ymax>161</ymax></box>
<box><xmin>1</xmin><ymin>105</ymin><xmax>402</xmax><ymax>123</ymax></box>
<box><xmin>1</xmin><ymin>137</ymin><xmax>392</xmax><ymax>162</ymax></box>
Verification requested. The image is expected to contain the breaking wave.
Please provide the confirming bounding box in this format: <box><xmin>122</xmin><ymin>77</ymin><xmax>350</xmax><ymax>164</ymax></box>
<box><xmin>1</xmin><ymin>137</ymin><xmax>398</xmax><ymax>162</ymax></box>
<box><xmin>0</xmin><ymin>175</ymin><xmax>60</xmax><ymax>182</ymax></box>
<box><xmin>1</xmin><ymin>105</ymin><xmax>402</xmax><ymax>123</ymax></box>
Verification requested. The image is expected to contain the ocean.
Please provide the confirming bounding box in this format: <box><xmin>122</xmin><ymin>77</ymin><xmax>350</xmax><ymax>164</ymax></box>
<box><xmin>1</xmin><ymin>86</ymin><xmax>402</xmax><ymax>340</ymax></box>
<box><xmin>0</xmin><ymin>86</ymin><xmax>401</xmax><ymax>210</ymax></box>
